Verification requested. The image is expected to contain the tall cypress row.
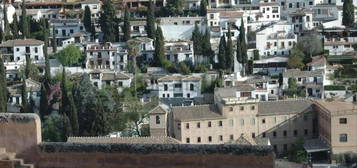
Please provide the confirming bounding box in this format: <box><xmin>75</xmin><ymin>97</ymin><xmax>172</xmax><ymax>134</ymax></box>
<box><xmin>21</xmin><ymin>0</ymin><xmax>30</xmax><ymax>38</ymax></box>
<box><xmin>52</xmin><ymin>25</ymin><xmax>57</xmax><ymax>53</ymax></box>
<box><xmin>83</xmin><ymin>6</ymin><xmax>92</xmax><ymax>33</ymax></box>
<box><xmin>146</xmin><ymin>0</ymin><xmax>156</xmax><ymax>39</ymax></box>
<box><xmin>123</xmin><ymin>7</ymin><xmax>131</xmax><ymax>41</ymax></box>
<box><xmin>342</xmin><ymin>0</ymin><xmax>355</xmax><ymax>27</ymax></box>
<box><xmin>226</xmin><ymin>25</ymin><xmax>234</xmax><ymax>72</ymax></box>
<box><xmin>154</xmin><ymin>26</ymin><xmax>165</xmax><ymax>66</ymax></box>
<box><xmin>99</xmin><ymin>0</ymin><xmax>116</xmax><ymax>42</ymax></box>
<box><xmin>0</xmin><ymin>56</ymin><xmax>7</xmax><ymax>112</ymax></box>
<box><xmin>217</xmin><ymin>35</ymin><xmax>226</xmax><ymax>70</ymax></box>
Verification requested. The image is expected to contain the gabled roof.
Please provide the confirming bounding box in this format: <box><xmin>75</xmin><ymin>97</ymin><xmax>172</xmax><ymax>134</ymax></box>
<box><xmin>149</xmin><ymin>105</ymin><xmax>167</xmax><ymax>115</ymax></box>
<box><xmin>258</xmin><ymin>100</ymin><xmax>312</xmax><ymax>116</ymax></box>
<box><xmin>0</xmin><ymin>39</ymin><xmax>44</xmax><ymax>47</ymax></box>
<box><xmin>172</xmin><ymin>104</ymin><xmax>224</xmax><ymax>122</ymax></box>
<box><xmin>158</xmin><ymin>75</ymin><xmax>201</xmax><ymax>82</ymax></box>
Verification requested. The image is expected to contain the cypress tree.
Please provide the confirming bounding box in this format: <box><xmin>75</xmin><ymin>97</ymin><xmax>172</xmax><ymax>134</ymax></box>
<box><xmin>83</xmin><ymin>6</ymin><xmax>92</xmax><ymax>33</ymax></box>
<box><xmin>11</xmin><ymin>14</ymin><xmax>19</xmax><ymax>39</ymax></box>
<box><xmin>342</xmin><ymin>0</ymin><xmax>355</xmax><ymax>27</ymax></box>
<box><xmin>60</xmin><ymin>68</ymin><xmax>79</xmax><ymax>136</ymax></box>
<box><xmin>226</xmin><ymin>25</ymin><xmax>234</xmax><ymax>72</ymax></box>
<box><xmin>146</xmin><ymin>0</ymin><xmax>156</xmax><ymax>39</ymax></box>
<box><xmin>154</xmin><ymin>26</ymin><xmax>165</xmax><ymax>66</ymax></box>
<box><xmin>25</xmin><ymin>55</ymin><xmax>31</xmax><ymax>79</ymax></box>
<box><xmin>20</xmin><ymin>77</ymin><xmax>29</xmax><ymax>113</ymax></box>
<box><xmin>3</xmin><ymin>0</ymin><xmax>10</xmax><ymax>37</ymax></box>
<box><xmin>192</xmin><ymin>23</ymin><xmax>202</xmax><ymax>55</ymax></box>
<box><xmin>39</xmin><ymin>85</ymin><xmax>49</xmax><ymax>117</ymax></box>
<box><xmin>91</xmin><ymin>23</ymin><xmax>96</xmax><ymax>41</ymax></box>
<box><xmin>123</xmin><ymin>7</ymin><xmax>131</xmax><ymax>41</ymax></box>
<box><xmin>217</xmin><ymin>35</ymin><xmax>226</xmax><ymax>69</ymax></box>
<box><xmin>0</xmin><ymin>27</ymin><xmax>3</xmax><ymax>42</ymax></box>
<box><xmin>52</xmin><ymin>25</ymin><xmax>57</xmax><ymax>53</ymax></box>
<box><xmin>200</xmin><ymin>0</ymin><xmax>208</xmax><ymax>16</ymax></box>
<box><xmin>21</xmin><ymin>0</ymin><xmax>30</xmax><ymax>38</ymax></box>
<box><xmin>202</xmin><ymin>28</ymin><xmax>214</xmax><ymax>63</ymax></box>
<box><xmin>99</xmin><ymin>0</ymin><xmax>116</xmax><ymax>42</ymax></box>
<box><xmin>237</xmin><ymin>20</ymin><xmax>247</xmax><ymax>76</ymax></box>
<box><xmin>43</xmin><ymin>22</ymin><xmax>51</xmax><ymax>87</ymax></box>
<box><xmin>0</xmin><ymin>56</ymin><xmax>7</xmax><ymax>112</ymax></box>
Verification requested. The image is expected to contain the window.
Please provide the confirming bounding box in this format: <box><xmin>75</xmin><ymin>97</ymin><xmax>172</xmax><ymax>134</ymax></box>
<box><xmin>229</xmin><ymin>119</ymin><xmax>234</xmax><ymax>126</ymax></box>
<box><xmin>273</xmin><ymin>145</ymin><xmax>277</xmax><ymax>152</ymax></box>
<box><xmin>178</xmin><ymin>123</ymin><xmax>181</xmax><ymax>130</ymax></box>
<box><xmin>283</xmin><ymin>130</ymin><xmax>287</xmax><ymax>137</ymax></box>
<box><xmin>294</xmin><ymin>130</ymin><xmax>298</xmax><ymax>136</ymax></box>
<box><xmin>252</xmin><ymin>133</ymin><xmax>255</xmax><ymax>138</ymax></box>
<box><xmin>35</xmin><ymin>56</ymin><xmax>39</xmax><ymax>60</ymax></box>
<box><xmin>283</xmin><ymin>144</ymin><xmax>288</xmax><ymax>151</ymax></box>
<box><xmin>273</xmin><ymin>131</ymin><xmax>277</xmax><ymax>137</ymax></box>
<box><xmin>155</xmin><ymin>116</ymin><xmax>160</xmax><ymax>124</ymax></box>
<box><xmin>251</xmin><ymin>106</ymin><xmax>255</xmax><ymax>110</ymax></box>
<box><xmin>186</xmin><ymin>138</ymin><xmax>190</xmax><ymax>143</ymax></box>
<box><xmin>304</xmin><ymin>129</ymin><xmax>308</xmax><ymax>135</ymax></box>
<box><xmin>240</xmin><ymin>106</ymin><xmax>244</xmax><ymax>111</ymax></box>
<box><xmin>340</xmin><ymin>118</ymin><xmax>347</xmax><ymax>124</ymax></box>
<box><xmin>70</xmin><ymin>29</ymin><xmax>74</xmax><ymax>33</ymax></box>
<box><xmin>164</xmin><ymin>84</ymin><xmax>168</xmax><ymax>91</ymax></box>
<box><xmin>197</xmin><ymin>122</ymin><xmax>200</xmax><ymax>128</ymax></box>
<box><xmin>262</xmin><ymin>119</ymin><xmax>266</xmax><ymax>124</ymax></box>
<box><xmin>186</xmin><ymin>123</ymin><xmax>190</xmax><ymax>129</ymax></box>
<box><xmin>210</xmin><ymin>14</ymin><xmax>214</xmax><ymax>19</ymax></box>
<box><xmin>229</xmin><ymin>107</ymin><xmax>233</xmax><ymax>111</ymax></box>
<box><xmin>289</xmin><ymin>3</ymin><xmax>292</xmax><ymax>8</ymax></box>
<box><xmin>230</xmin><ymin>135</ymin><xmax>234</xmax><ymax>140</ymax></box>
<box><xmin>34</xmin><ymin>47</ymin><xmax>38</xmax><ymax>53</ymax></box>
<box><xmin>174</xmin><ymin>83</ymin><xmax>182</xmax><ymax>88</ymax></box>
<box><xmin>162</xmin><ymin>94</ymin><xmax>165</xmax><ymax>98</ymax></box>
<box><xmin>219</xmin><ymin>135</ymin><xmax>223</xmax><ymax>141</ymax></box>
<box><xmin>340</xmin><ymin>134</ymin><xmax>348</xmax><ymax>142</ymax></box>
<box><xmin>240</xmin><ymin>119</ymin><xmax>244</xmax><ymax>126</ymax></box>
<box><xmin>208</xmin><ymin>121</ymin><xmax>212</xmax><ymax>127</ymax></box>
<box><xmin>251</xmin><ymin>118</ymin><xmax>255</xmax><ymax>125</ymax></box>
<box><xmin>262</xmin><ymin>132</ymin><xmax>266</xmax><ymax>138</ymax></box>
<box><xmin>208</xmin><ymin>136</ymin><xmax>212</xmax><ymax>142</ymax></box>
<box><xmin>190</xmin><ymin>84</ymin><xmax>194</xmax><ymax>91</ymax></box>
<box><xmin>187</xmin><ymin>93</ymin><xmax>190</xmax><ymax>98</ymax></box>
<box><xmin>197</xmin><ymin>137</ymin><xmax>201</xmax><ymax>143</ymax></box>
<box><xmin>219</xmin><ymin>121</ymin><xmax>223</xmax><ymax>126</ymax></box>
<box><xmin>273</xmin><ymin>117</ymin><xmax>277</xmax><ymax>124</ymax></box>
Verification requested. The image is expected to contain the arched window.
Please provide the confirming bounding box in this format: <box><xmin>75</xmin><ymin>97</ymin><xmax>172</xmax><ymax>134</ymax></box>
<box><xmin>156</xmin><ymin>115</ymin><xmax>160</xmax><ymax>124</ymax></box>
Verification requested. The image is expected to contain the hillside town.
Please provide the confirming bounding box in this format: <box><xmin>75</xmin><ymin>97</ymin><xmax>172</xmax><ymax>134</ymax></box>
<box><xmin>0</xmin><ymin>0</ymin><xmax>357</xmax><ymax>167</ymax></box>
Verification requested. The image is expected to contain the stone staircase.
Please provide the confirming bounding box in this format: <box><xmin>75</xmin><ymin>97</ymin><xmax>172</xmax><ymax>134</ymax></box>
<box><xmin>0</xmin><ymin>148</ymin><xmax>34</xmax><ymax>168</ymax></box>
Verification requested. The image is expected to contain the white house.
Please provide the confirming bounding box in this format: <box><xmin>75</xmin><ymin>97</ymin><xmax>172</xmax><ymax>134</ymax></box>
<box><xmin>276</xmin><ymin>0</ymin><xmax>319</xmax><ymax>20</ymax></box>
<box><xmin>130</xmin><ymin>37</ymin><xmax>155</xmax><ymax>62</ymax></box>
<box><xmin>283</xmin><ymin>69</ymin><xmax>326</xmax><ymax>98</ymax></box>
<box><xmin>253</xmin><ymin>56</ymin><xmax>288</xmax><ymax>75</ymax></box>
<box><xmin>256</xmin><ymin>22</ymin><xmax>297</xmax><ymax>57</ymax></box>
<box><xmin>157</xmin><ymin>75</ymin><xmax>202</xmax><ymax>99</ymax></box>
<box><xmin>287</xmin><ymin>9</ymin><xmax>314</xmax><ymax>34</ymax></box>
<box><xmin>207</xmin><ymin>10</ymin><xmax>246</xmax><ymax>39</ymax></box>
<box><xmin>324</xmin><ymin>38</ymin><xmax>357</xmax><ymax>55</ymax></box>
<box><xmin>85</xmin><ymin>42</ymin><xmax>128</xmax><ymax>71</ymax></box>
<box><xmin>89</xmin><ymin>70</ymin><xmax>132</xmax><ymax>90</ymax></box>
<box><xmin>164</xmin><ymin>41</ymin><xmax>195</xmax><ymax>64</ymax></box>
<box><xmin>50</xmin><ymin>19</ymin><xmax>86</xmax><ymax>46</ymax></box>
<box><xmin>81</xmin><ymin>0</ymin><xmax>101</xmax><ymax>20</ymax></box>
<box><xmin>0</xmin><ymin>39</ymin><xmax>45</xmax><ymax>70</ymax></box>
<box><xmin>258</xmin><ymin>2</ymin><xmax>281</xmax><ymax>22</ymax></box>
<box><xmin>0</xmin><ymin>3</ymin><xmax>16</xmax><ymax>30</ymax></box>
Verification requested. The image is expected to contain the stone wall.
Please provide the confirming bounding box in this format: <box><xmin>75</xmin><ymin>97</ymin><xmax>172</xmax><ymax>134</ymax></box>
<box><xmin>0</xmin><ymin>113</ymin><xmax>41</xmax><ymax>158</ymax></box>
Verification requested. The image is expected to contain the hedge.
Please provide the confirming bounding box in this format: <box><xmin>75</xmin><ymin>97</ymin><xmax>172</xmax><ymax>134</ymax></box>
<box><xmin>324</xmin><ymin>85</ymin><xmax>346</xmax><ymax>91</ymax></box>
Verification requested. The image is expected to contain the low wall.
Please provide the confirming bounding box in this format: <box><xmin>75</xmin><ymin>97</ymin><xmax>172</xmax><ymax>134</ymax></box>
<box><xmin>31</xmin><ymin>143</ymin><xmax>275</xmax><ymax>168</ymax></box>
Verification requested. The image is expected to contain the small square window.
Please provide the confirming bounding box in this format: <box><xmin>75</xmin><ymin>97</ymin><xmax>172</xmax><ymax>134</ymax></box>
<box><xmin>208</xmin><ymin>121</ymin><xmax>212</xmax><ymax>127</ymax></box>
<box><xmin>262</xmin><ymin>119</ymin><xmax>266</xmax><ymax>124</ymax></box>
<box><xmin>339</xmin><ymin>118</ymin><xmax>347</xmax><ymax>124</ymax></box>
<box><xmin>252</xmin><ymin>133</ymin><xmax>255</xmax><ymax>138</ymax></box>
<box><xmin>197</xmin><ymin>122</ymin><xmax>200</xmax><ymax>128</ymax></box>
<box><xmin>251</xmin><ymin>106</ymin><xmax>255</xmax><ymax>110</ymax></box>
<box><xmin>273</xmin><ymin>131</ymin><xmax>277</xmax><ymax>137</ymax></box>
<box><xmin>229</xmin><ymin>107</ymin><xmax>233</xmax><ymax>111</ymax></box>
<box><xmin>304</xmin><ymin>129</ymin><xmax>308</xmax><ymax>135</ymax></box>
<box><xmin>230</xmin><ymin>135</ymin><xmax>234</xmax><ymax>140</ymax></box>
<box><xmin>197</xmin><ymin>137</ymin><xmax>201</xmax><ymax>143</ymax></box>
<box><xmin>219</xmin><ymin>121</ymin><xmax>223</xmax><ymax>126</ymax></box>
<box><xmin>219</xmin><ymin>135</ymin><xmax>223</xmax><ymax>141</ymax></box>
<box><xmin>294</xmin><ymin>130</ymin><xmax>298</xmax><ymax>136</ymax></box>
<box><xmin>186</xmin><ymin>123</ymin><xmax>190</xmax><ymax>129</ymax></box>
<box><xmin>240</xmin><ymin>106</ymin><xmax>244</xmax><ymax>111</ymax></box>
<box><xmin>283</xmin><ymin>130</ymin><xmax>287</xmax><ymax>137</ymax></box>
<box><xmin>208</xmin><ymin>136</ymin><xmax>212</xmax><ymax>142</ymax></box>
<box><xmin>262</xmin><ymin>132</ymin><xmax>266</xmax><ymax>138</ymax></box>
<box><xmin>340</xmin><ymin>134</ymin><xmax>348</xmax><ymax>142</ymax></box>
<box><xmin>186</xmin><ymin>138</ymin><xmax>190</xmax><ymax>143</ymax></box>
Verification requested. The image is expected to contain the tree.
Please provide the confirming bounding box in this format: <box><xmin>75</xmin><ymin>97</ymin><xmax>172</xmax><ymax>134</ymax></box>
<box><xmin>226</xmin><ymin>25</ymin><xmax>234</xmax><ymax>72</ymax></box>
<box><xmin>166</xmin><ymin>0</ymin><xmax>184</xmax><ymax>16</ymax></box>
<box><xmin>297</xmin><ymin>32</ymin><xmax>323</xmax><ymax>63</ymax></box>
<box><xmin>342</xmin><ymin>0</ymin><xmax>355</xmax><ymax>27</ymax></box>
<box><xmin>72</xmin><ymin>73</ymin><xmax>97</xmax><ymax>136</ymax></box>
<box><xmin>10</xmin><ymin>14</ymin><xmax>19</xmax><ymax>38</ymax></box>
<box><xmin>20</xmin><ymin>77</ymin><xmax>32</xmax><ymax>113</ymax></box>
<box><xmin>217</xmin><ymin>35</ymin><xmax>226</xmax><ymax>69</ymax></box>
<box><xmin>91</xmin><ymin>90</ymin><xmax>115</xmax><ymax>136</ymax></box>
<box><xmin>91</xmin><ymin>22</ymin><xmax>96</xmax><ymax>40</ymax></box>
<box><xmin>24</xmin><ymin>55</ymin><xmax>31</xmax><ymax>79</ymax></box>
<box><xmin>288</xmin><ymin>48</ymin><xmax>305</xmax><ymax>69</ymax></box>
<box><xmin>83</xmin><ymin>6</ymin><xmax>92</xmax><ymax>33</ymax></box>
<box><xmin>60</xmin><ymin>68</ymin><xmax>79</xmax><ymax>136</ymax></box>
<box><xmin>146</xmin><ymin>0</ymin><xmax>156</xmax><ymax>39</ymax></box>
<box><xmin>0</xmin><ymin>56</ymin><xmax>7</xmax><ymax>112</ymax></box>
<box><xmin>2</xmin><ymin>0</ymin><xmax>10</xmax><ymax>39</ymax></box>
<box><xmin>200</xmin><ymin>0</ymin><xmax>208</xmax><ymax>16</ymax></box>
<box><xmin>123</xmin><ymin>7</ymin><xmax>131</xmax><ymax>41</ymax></box>
<box><xmin>237</xmin><ymin>20</ymin><xmax>247</xmax><ymax>76</ymax></box>
<box><xmin>288</xmin><ymin>78</ymin><xmax>298</xmax><ymax>89</ymax></box>
<box><xmin>42</xmin><ymin>114</ymin><xmax>66</xmax><ymax>142</ymax></box>
<box><xmin>0</xmin><ymin>27</ymin><xmax>3</xmax><ymax>42</ymax></box>
<box><xmin>201</xmin><ymin>28</ymin><xmax>214</xmax><ymax>60</ymax></box>
<box><xmin>191</xmin><ymin>23</ymin><xmax>202</xmax><ymax>55</ymax></box>
<box><xmin>21</xmin><ymin>0</ymin><xmax>30</xmax><ymax>38</ymax></box>
<box><xmin>154</xmin><ymin>26</ymin><xmax>165</xmax><ymax>66</ymax></box>
<box><xmin>287</xmin><ymin>138</ymin><xmax>307</xmax><ymax>163</ymax></box>
<box><xmin>39</xmin><ymin>85</ymin><xmax>50</xmax><ymax>117</ymax></box>
<box><xmin>99</xmin><ymin>0</ymin><xmax>116</xmax><ymax>42</ymax></box>
<box><xmin>55</xmin><ymin>45</ymin><xmax>82</xmax><ymax>66</ymax></box>
<box><xmin>52</xmin><ymin>25</ymin><xmax>57</xmax><ymax>53</ymax></box>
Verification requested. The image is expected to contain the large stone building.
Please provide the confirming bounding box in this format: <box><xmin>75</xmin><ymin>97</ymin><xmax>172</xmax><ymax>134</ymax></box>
<box><xmin>150</xmin><ymin>86</ymin><xmax>317</xmax><ymax>154</ymax></box>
